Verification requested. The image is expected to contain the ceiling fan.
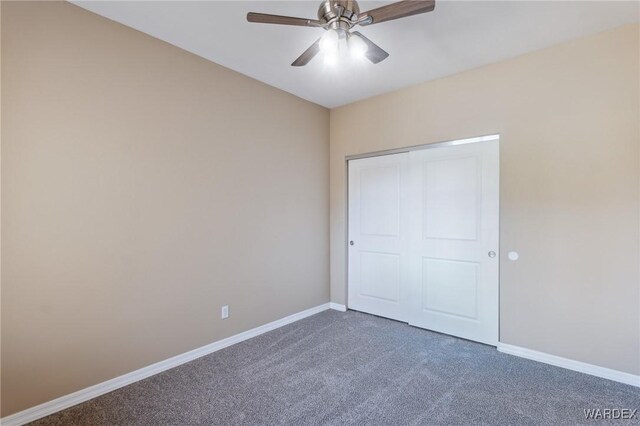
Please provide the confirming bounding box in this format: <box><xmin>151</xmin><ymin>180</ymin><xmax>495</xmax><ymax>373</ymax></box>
<box><xmin>247</xmin><ymin>0</ymin><xmax>435</xmax><ymax>66</ymax></box>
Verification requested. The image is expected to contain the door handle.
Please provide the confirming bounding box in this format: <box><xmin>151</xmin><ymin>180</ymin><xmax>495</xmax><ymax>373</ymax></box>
<box><xmin>349</xmin><ymin>241</ymin><xmax>355</xmax><ymax>246</ymax></box>
<box><xmin>488</xmin><ymin>251</ymin><xmax>496</xmax><ymax>258</ymax></box>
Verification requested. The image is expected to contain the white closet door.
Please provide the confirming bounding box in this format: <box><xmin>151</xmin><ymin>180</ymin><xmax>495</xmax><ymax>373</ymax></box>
<box><xmin>407</xmin><ymin>140</ymin><xmax>499</xmax><ymax>345</ymax></box>
<box><xmin>348</xmin><ymin>153</ymin><xmax>409</xmax><ymax>322</ymax></box>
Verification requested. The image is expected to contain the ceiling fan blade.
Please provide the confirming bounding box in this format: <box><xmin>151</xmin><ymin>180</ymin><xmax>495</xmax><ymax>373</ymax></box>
<box><xmin>352</xmin><ymin>32</ymin><xmax>389</xmax><ymax>64</ymax></box>
<box><xmin>247</xmin><ymin>12</ymin><xmax>322</xmax><ymax>27</ymax></box>
<box><xmin>291</xmin><ymin>38</ymin><xmax>322</xmax><ymax>67</ymax></box>
<box><xmin>360</xmin><ymin>0</ymin><xmax>435</xmax><ymax>26</ymax></box>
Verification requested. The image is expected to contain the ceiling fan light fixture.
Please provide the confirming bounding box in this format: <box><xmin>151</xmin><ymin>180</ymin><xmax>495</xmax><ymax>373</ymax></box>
<box><xmin>319</xmin><ymin>29</ymin><xmax>339</xmax><ymax>54</ymax></box>
<box><xmin>348</xmin><ymin>34</ymin><xmax>368</xmax><ymax>60</ymax></box>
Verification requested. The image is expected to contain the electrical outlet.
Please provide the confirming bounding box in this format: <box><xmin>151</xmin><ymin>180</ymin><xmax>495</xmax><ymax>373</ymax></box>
<box><xmin>221</xmin><ymin>305</ymin><xmax>229</xmax><ymax>319</ymax></box>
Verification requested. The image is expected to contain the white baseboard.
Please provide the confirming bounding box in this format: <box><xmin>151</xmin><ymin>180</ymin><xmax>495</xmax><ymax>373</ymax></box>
<box><xmin>329</xmin><ymin>302</ymin><xmax>347</xmax><ymax>312</ymax></box>
<box><xmin>0</xmin><ymin>303</ymin><xmax>332</xmax><ymax>426</ymax></box>
<box><xmin>497</xmin><ymin>342</ymin><xmax>640</xmax><ymax>387</ymax></box>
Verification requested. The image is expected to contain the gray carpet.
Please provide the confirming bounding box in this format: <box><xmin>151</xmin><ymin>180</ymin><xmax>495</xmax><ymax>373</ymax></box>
<box><xmin>32</xmin><ymin>310</ymin><xmax>638</xmax><ymax>425</ymax></box>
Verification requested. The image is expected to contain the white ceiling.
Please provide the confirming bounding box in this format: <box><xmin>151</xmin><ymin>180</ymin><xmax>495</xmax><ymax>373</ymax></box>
<box><xmin>72</xmin><ymin>1</ymin><xmax>639</xmax><ymax>108</ymax></box>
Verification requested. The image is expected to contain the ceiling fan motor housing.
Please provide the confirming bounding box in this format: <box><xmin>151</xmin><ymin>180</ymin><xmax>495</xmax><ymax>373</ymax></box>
<box><xmin>318</xmin><ymin>0</ymin><xmax>361</xmax><ymax>32</ymax></box>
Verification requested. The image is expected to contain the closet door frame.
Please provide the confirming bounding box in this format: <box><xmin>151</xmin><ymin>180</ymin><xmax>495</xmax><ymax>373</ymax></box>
<box><xmin>345</xmin><ymin>134</ymin><xmax>500</xmax><ymax>343</ymax></box>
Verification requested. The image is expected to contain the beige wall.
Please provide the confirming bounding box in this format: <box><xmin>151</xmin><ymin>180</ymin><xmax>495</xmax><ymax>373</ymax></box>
<box><xmin>1</xmin><ymin>1</ymin><xmax>329</xmax><ymax>416</ymax></box>
<box><xmin>330</xmin><ymin>23</ymin><xmax>640</xmax><ymax>376</ymax></box>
